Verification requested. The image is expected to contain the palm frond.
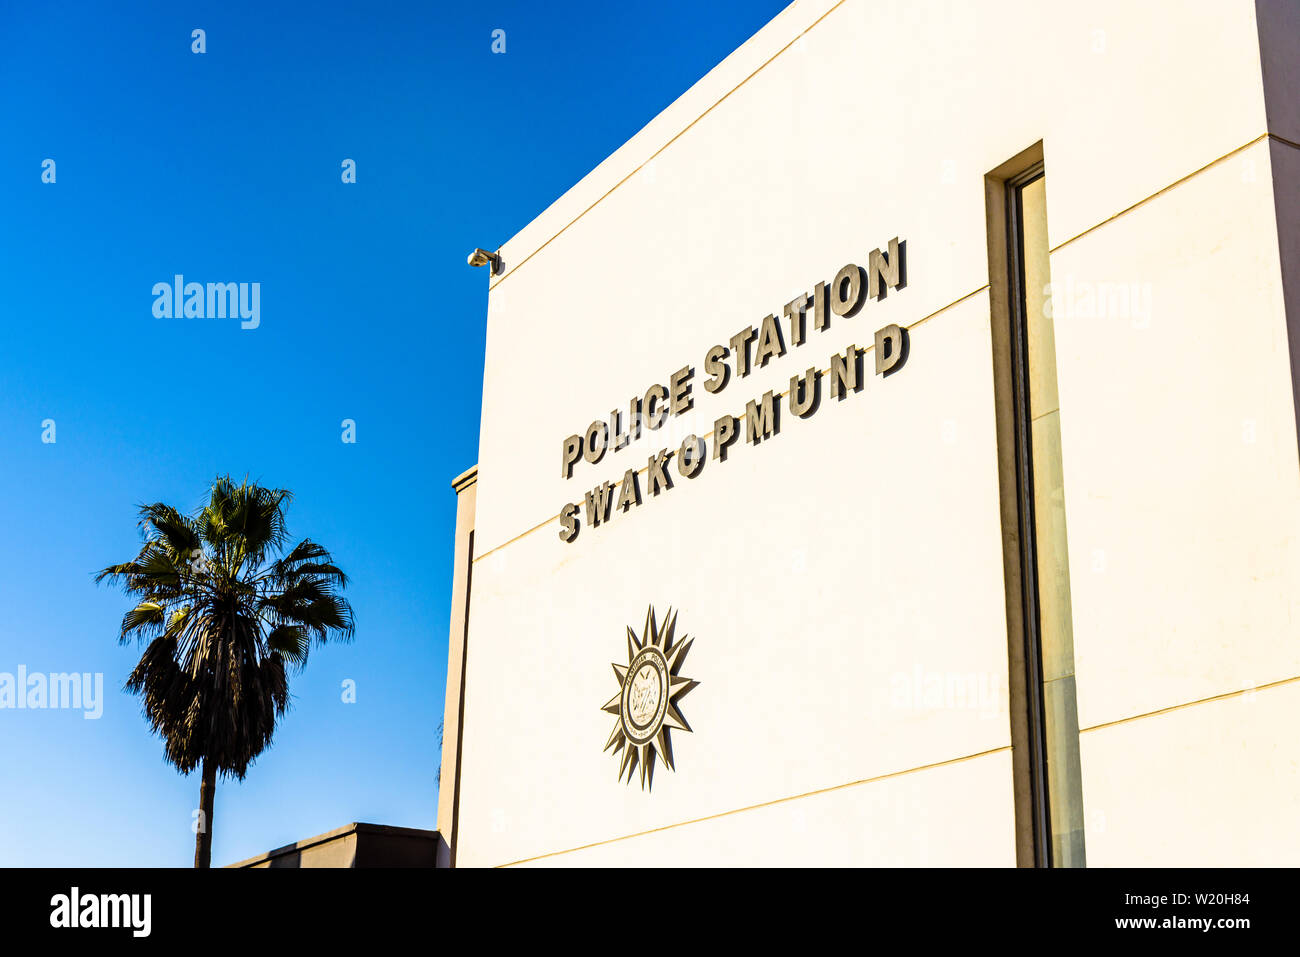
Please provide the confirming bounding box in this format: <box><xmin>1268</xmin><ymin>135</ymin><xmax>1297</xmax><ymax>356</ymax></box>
<box><xmin>101</xmin><ymin>478</ymin><xmax>350</xmax><ymax>780</ymax></box>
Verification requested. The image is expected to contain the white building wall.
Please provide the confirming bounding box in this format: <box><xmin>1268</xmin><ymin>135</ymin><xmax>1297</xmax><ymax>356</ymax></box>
<box><xmin>455</xmin><ymin>0</ymin><xmax>1300</xmax><ymax>866</ymax></box>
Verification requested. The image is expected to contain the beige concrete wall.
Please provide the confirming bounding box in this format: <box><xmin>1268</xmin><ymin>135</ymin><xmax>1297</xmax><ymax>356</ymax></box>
<box><xmin>437</xmin><ymin>468</ymin><xmax>477</xmax><ymax>867</ymax></box>
<box><xmin>229</xmin><ymin>823</ymin><xmax>439</xmax><ymax>868</ymax></box>
<box><xmin>1054</xmin><ymin>136</ymin><xmax>1300</xmax><ymax>866</ymax></box>
<box><xmin>456</xmin><ymin>0</ymin><xmax>1297</xmax><ymax>866</ymax></box>
<box><xmin>513</xmin><ymin>751</ymin><xmax>1016</xmax><ymax>867</ymax></box>
<box><xmin>463</xmin><ymin>294</ymin><xmax>1012</xmax><ymax>865</ymax></box>
<box><xmin>244</xmin><ymin>832</ymin><xmax>358</xmax><ymax>868</ymax></box>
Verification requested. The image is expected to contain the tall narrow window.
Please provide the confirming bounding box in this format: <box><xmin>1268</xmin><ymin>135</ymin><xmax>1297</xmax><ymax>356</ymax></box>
<box><xmin>988</xmin><ymin>149</ymin><xmax>1086</xmax><ymax>867</ymax></box>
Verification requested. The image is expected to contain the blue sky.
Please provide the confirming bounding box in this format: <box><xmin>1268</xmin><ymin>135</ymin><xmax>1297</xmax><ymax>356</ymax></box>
<box><xmin>0</xmin><ymin>0</ymin><xmax>788</xmax><ymax>866</ymax></box>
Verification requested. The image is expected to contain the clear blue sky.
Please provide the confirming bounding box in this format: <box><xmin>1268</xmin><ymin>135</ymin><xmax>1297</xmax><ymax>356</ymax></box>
<box><xmin>0</xmin><ymin>0</ymin><xmax>788</xmax><ymax>866</ymax></box>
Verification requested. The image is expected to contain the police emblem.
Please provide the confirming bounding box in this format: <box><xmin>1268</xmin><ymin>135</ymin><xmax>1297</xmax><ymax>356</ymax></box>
<box><xmin>601</xmin><ymin>606</ymin><xmax>697</xmax><ymax>789</ymax></box>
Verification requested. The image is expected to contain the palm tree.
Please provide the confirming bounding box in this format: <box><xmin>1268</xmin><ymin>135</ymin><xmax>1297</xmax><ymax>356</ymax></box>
<box><xmin>97</xmin><ymin>476</ymin><xmax>354</xmax><ymax>867</ymax></box>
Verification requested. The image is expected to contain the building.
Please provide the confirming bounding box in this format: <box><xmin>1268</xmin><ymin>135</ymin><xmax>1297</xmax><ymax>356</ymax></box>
<box><xmin>228</xmin><ymin>823</ymin><xmax>439</xmax><ymax>868</ymax></box>
<box><xmin>437</xmin><ymin>0</ymin><xmax>1300</xmax><ymax>867</ymax></box>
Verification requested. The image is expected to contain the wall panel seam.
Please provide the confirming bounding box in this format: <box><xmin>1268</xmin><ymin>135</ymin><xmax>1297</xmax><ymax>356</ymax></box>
<box><xmin>495</xmin><ymin>743</ymin><xmax>1012</xmax><ymax>866</ymax></box>
<box><xmin>1079</xmin><ymin>673</ymin><xmax>1300</xmax><ymax>735</ymax></box>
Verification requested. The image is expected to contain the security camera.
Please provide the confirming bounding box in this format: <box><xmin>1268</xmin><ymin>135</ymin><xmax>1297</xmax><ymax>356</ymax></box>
<box><xmin>467</xmin><ymin>248</ymin><xmax>501</xmax><ymax>274</ymax></box>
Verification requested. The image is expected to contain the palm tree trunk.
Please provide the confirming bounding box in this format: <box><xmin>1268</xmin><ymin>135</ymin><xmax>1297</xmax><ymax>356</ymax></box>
<box><xmin>194</xmin><ymin>758</ymin><xmax>217</xmax><ymax>868</ymax></box>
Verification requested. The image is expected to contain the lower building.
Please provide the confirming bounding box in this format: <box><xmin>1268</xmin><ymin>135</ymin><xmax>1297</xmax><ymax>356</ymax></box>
<box><xmin>437</xmin><ymin>0</ymin><xmax>1300</xmax><ymax>866</ymax></box>
<box><xmin>228</xmin><ymin>823</ymin><xmax>439</xmax><ymax>868</ymax></box>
